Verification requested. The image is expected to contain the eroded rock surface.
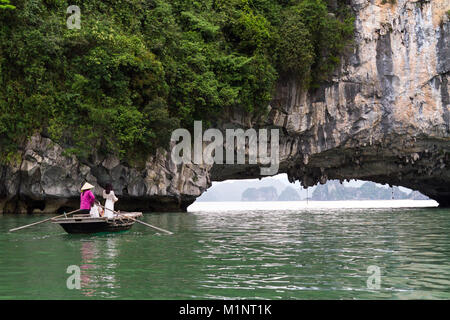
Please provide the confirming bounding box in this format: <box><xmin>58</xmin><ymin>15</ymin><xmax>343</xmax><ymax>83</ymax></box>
<box><xmin>0</xmin><ymin>135</ymin><xmax>209</xmax><ymax>213</ymax></box>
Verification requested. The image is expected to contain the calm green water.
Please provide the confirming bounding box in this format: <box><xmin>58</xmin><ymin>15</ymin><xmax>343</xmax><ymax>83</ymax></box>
<box><xmin>0</xmin><ymin>207</ymin><xmax>449</xmax><ymax>299</ymax></box>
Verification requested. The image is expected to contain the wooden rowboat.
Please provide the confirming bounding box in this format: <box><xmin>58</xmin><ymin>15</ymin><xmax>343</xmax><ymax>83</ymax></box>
<box><xmin>52</xmin><ymin>212</ymin><xmax>143</xmax><ymax>234</ymax></box>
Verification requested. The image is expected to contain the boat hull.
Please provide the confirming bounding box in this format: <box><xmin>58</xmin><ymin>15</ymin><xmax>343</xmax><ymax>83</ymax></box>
<box><xmin>52</xmin><ymin>212</ymin><xmax>142</xmax><ymax>234</ymax></box>
<box><xmin>58</xmin><ymin>220</ymin><xmax>134</xmax><ymax>234</ymax></box>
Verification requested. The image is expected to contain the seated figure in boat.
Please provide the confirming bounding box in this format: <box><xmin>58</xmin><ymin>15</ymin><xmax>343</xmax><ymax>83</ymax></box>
<box><xmin>80</xmin><ymin>182</ymin><xmax>96</xmax><ymax>215</ymax></box>
<box><xmin>103</xmin><ymin>183</ymin><xmax>118</xmax><ymax>218</ymax></box>
<box><xmin>90</xmin><ymin>202</ymin><xmax>104</xmax><ymax>218</ymax></box>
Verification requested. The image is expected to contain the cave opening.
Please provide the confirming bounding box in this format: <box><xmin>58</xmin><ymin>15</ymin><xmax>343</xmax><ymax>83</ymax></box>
<box><xmin>192</xmin><ymin>173</ymin><xmax>435</xmax><ymax>205</ymax></box>
<box><xmin>25</xmin><ymin>200</ymin><xmax>46</xmax><ymax>215</ymax></box>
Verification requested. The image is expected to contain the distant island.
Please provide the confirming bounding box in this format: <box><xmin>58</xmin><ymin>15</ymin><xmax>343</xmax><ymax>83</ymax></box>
<box><xmin>310</xmin><ymin>181</ymin><xmax>429</xmax><ymax>201</ymax></box>
<box><xmin>196</xmin><ymin>177</ymin><xmax>429</xmax><ymax>202</ymax></box>
<box><xmin>239</xmin><ymin>181</ymin><xmax>428</xmax><ymax>201</ymax></box>
<box><xmin>242</xmin><ymin>187</ymin><xmax>279</xmax><ymax>201</ymax></box>
<box><xmin>278</xmin><ymin>186</ymin><xmax>302</xmax><ymax>201</ymax></box>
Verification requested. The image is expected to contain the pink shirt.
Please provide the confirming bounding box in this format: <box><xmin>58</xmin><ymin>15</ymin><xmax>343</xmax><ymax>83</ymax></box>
<box><xmin>80</xmin><ymin>190</ymin><xmax>95</xmax><ymax>210</ymax></box>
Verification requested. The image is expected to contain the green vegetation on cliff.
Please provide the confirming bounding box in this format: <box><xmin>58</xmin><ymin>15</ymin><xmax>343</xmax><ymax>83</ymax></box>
<box><xmin>0</xmin><ymin>0</ymin><xmax>354</xmax><ymax>163</ymax></box>
<box><xmin>0</xmin><ymin>0</ymin><xmax>15</xmax><ymax>10</ymax></box>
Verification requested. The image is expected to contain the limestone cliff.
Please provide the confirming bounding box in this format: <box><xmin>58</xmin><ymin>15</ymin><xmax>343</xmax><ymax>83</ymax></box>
<box><xmin>1</xmin><ymin>0</ymin><xmax>449</xmax><ymax>213</ymax></box>
<box><xmin>214</xmin><ymin>0</ymin><xmax>450</xmax><ymax>206</ymax></box>
<box><xmin>0</xmin><ymin>135</ymin><xmax>210</xmax><ymax>213</ymax></box>
<box><xmin>282</xmin><ymin>0</ymin><xmax>450</xmax><ymax>206</ymax></box>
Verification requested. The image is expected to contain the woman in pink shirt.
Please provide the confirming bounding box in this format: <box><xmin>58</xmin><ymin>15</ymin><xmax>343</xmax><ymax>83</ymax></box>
<box><xmin>80</xmin><ymin>182</ymin><xmax>96</xmax><ymax>215</ymax></box>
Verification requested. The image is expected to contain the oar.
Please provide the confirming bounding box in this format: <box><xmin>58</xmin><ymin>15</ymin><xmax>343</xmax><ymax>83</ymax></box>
<box><xmin>9</xmin><ymin>208</ymin><xmax>83</xmax><ymax>232</ymax></box>
<box><xmin>97</xmin><ymin>203</ymin><xmax>173</xmax><ymax>235</ymax></box>
<box><xmin>126</xmin><ymin>217</ymin><xmax>174</xmax><ymax>235</ymax></box>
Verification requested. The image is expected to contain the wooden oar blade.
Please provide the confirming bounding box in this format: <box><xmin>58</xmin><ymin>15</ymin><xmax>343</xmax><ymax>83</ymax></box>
<box><xmin>133</xmin><ymin>219</ymin><xmax>173</xmax><ymax>235</ymax></box>
<box><xmin>8</xmin><ymin>209</ymin><xmax>82</xmax><ymax>232</ymax></box>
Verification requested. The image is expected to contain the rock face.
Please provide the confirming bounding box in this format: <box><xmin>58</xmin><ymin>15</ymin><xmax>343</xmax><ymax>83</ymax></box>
<box><xmin>213</xmin><ymin>0</ymin><xmax>450</xmax><ymax>206</ymax></box>
<box><xmin>0</xmin><ymin>134</ymin><xmax>210</xmax><ymax>213</ymax></box>
<box><xmin>282</xmin><ymin>0</ymin><xmax>449</xmax><ymax>207</ymax></box>
<box><xmin>0</xmin><ymin>0</ymin><xmax>449</xmax><ymax>213</ymax></box>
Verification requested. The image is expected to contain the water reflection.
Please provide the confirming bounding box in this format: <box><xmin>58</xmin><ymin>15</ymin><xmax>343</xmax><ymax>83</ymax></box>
<box><xmin>79</xmin><ymin>236</ymin><xmax>120</xmax><ymax>298</ymax></box>
<box><xmin>80</xmin><ymin>241</ymin><xmax>98</xmax><ymax>297</ymax></box>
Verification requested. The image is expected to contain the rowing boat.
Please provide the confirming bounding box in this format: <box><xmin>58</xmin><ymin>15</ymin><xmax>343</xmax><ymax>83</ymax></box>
<box><xmin>52</xmin><ymin>212</ymin><xmax>143</xmax><ymax>234</ymax></box>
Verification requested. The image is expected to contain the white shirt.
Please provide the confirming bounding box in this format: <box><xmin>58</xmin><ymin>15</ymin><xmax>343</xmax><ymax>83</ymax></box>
<box><xmin>103</xmin><ymin>190</ymin><xmax>118</xmax><ymax>218</ymax></box>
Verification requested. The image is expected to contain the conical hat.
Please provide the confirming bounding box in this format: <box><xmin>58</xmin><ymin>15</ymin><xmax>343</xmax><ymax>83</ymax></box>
<box><xmin>81</xmin><ymin>182</ymin><xmax>95</xmax><ymax>191</ymax></box>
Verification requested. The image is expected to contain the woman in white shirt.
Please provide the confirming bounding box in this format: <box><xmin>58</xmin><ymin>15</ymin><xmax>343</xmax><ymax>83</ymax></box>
<box><xmin>103</xmin><ymin>184</ymin><xmax>118</xmax><ymax>218</ymax></box>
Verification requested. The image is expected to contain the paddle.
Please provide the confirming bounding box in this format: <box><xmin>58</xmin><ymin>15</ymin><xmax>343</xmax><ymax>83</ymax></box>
<box><xmin>9</xmin><ymin>208</ymin><xmax>83</xmax><ymax>233</ymax></box>
<box><xmin>97</xmin><ymin>203</ymin><xmax>173</xmax><ymax>235</ymax></box>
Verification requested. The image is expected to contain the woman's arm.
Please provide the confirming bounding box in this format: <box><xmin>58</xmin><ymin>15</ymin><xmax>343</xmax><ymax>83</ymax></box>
<box><xmin>112</xmin><ymin>191</ymin><xmax>118</xmax><ymax>202</ymax></box>
<box><xmin>89</xmin><ymin>191</ymin><xmax>95</xmax><ymax>207</ymax></box>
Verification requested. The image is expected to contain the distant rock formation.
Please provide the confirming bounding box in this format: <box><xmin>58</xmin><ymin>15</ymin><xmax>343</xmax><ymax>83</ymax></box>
<box><xmin>241</xmin><ymin>187</ymin><xmax>278</xmax><ymax>201</ymax></box>
<box><xmin>278</xmin><ymin>186</ymin><xmax>302</xmax><ymax>201</ymax></box>
<box><xmin>311</xmin><ymin>180</ymin><xmax>429</xmax><ymax>201</ymax></box>
<box><xmin>197</xmin><ymin>178</ymin><xmax>291</xmax><ymax>202</ymax></box>
<box><xmin>408</xmin><ymin>191</ymin><xmax>430</xmax><ymax>200</ymax></box>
